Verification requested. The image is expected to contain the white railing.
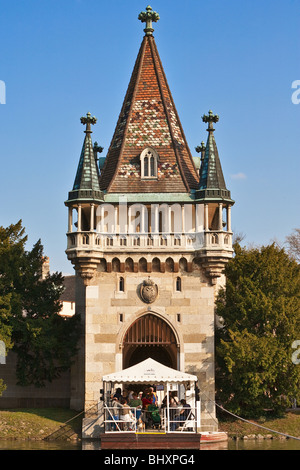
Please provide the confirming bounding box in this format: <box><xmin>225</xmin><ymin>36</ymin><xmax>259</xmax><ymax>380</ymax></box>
<box><xmin>166</xmin><ymin>407</ymin><xmax>197</xmax><ymax>433</ymax></box>
<box><xmin>103</xmin><ymin>405</ymin><xmax>197</xmax><ymax>434</ymax></box>
<box><xmin>104</xmin><ymin>406</ymin><xmax>138</xmax><ymax>432</ymax></box>
<box><xmin>67</xmin><ymin>231</ymin><xmax>232</xmax><ymax>252</ymax></box>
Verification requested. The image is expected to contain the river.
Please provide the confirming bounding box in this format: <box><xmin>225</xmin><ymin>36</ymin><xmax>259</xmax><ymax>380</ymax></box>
<box><xmin>0</xmin><ymin>438</ymin><xmax>299</xmax><ymax>451</ymax></box>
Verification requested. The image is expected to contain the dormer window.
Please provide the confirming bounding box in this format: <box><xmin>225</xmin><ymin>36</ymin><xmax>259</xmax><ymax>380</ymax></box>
<box><xmin>140</xmin><ymin>148</ymin><xmax>158</xmax><ymax>179</ymax></box>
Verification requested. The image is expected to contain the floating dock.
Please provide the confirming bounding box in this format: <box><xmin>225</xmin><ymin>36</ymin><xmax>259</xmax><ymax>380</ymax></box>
<box><xmin>100</xmin><ymin>431</ymin><xmax>228</xmax><ymax>450</ymax></box>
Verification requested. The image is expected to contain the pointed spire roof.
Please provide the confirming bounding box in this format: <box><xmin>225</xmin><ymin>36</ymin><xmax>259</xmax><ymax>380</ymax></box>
<box><xmin>66</xmin><ymin>112</ymin><xmax>104</xmax><ymax>204</ymax></box>
<box><xmin>100</xmin><ymin>7</ymin><xmax>199</xmax><ymax>194</ymax></box>
<box><xmin>195</xmin><ymin>111</ymin><xmax>233</xmax><ymax>202</ymax></box>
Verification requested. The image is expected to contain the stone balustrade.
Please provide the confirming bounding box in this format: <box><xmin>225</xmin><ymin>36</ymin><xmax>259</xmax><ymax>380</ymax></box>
<box><xmin>66</xmin><ymin>230</ymin><xmax>232</xmax><ymax>252</ymax></box>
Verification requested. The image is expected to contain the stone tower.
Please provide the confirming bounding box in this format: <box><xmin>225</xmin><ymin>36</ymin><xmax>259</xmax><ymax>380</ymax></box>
<box><xmin>65</xmin><ymin>6</ymin><xmax>234</xmax><ymax>431</ymax></box>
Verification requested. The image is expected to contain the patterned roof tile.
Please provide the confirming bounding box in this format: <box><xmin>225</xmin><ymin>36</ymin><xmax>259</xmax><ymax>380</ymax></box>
<box><xmin>100</xmin><ymin>35</ymin><xmax>199</xmax><ymax>194</ymax></box>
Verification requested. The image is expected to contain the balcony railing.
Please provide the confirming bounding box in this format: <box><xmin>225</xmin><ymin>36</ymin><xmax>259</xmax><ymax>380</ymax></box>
<box><xmin>66</xmin><ymin>231</ymin><xmax>232</xmax><ymax>252</ymax></box>
<box><xmin>104</xmin><ymin>405</ymin><xmax>197</xmax><ymax>433</ymax></box>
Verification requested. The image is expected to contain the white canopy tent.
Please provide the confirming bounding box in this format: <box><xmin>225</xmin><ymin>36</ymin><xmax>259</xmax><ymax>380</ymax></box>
<box><xmin>102</xmin><ymin>358</ymin><xmax>200</xmax><ymax>433</ymax></box>
<box><xmin>103</xmin><ymin>358</ymin><xmax>198</xmax><ymax>384</ymax></box>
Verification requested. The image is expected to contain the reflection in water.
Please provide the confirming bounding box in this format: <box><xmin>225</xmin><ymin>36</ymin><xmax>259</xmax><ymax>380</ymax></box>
<box><xmin>0</xmin><ymin>438</ymin><xmax>299</xmax><ymax>451</ymax></box>
<box><xmin>228</xmin><ymin>438</ymin><xmax>300</xmax><ymax>451</ymax></box>
<box><xmin>0</xmin><ymin>440</ymin><xmax>81</xmax><ymax>450</ymax></box>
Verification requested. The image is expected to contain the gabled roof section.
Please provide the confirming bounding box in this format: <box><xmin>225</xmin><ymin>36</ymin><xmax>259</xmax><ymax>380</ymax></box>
<box><xmin>195</xmin><ymin>111</ymin><xmax>233</xmax><ymax>203</ymax></box>
<box><xmin>100</xmin><ymin>8</ymin><xmax>199</xmax><ymax>194</ymax></box>
<box><xmin>66</xmin><ymin>113</ymin><xmax>104</xmax><ymax>204</ymax></box>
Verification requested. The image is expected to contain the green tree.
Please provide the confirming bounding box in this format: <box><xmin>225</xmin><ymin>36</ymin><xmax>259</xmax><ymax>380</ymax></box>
<box><xmin>216</xmin><ymin>243</ymin><xmax>300</xmax><ymax>418</ymax></box>
<box><xmin>0</xmin><ymin>293</ymin><xmax>13</xmax><ymax>395</ymax></box>
<box><xmin>0</xmin><ymin>222</ymin><xmax>25</xmax><ymax>394</ymax></box>
<box><xmin>0</xmin><ymin>221</ymin><xmax>80</xmax><ymax>391</ymax></box>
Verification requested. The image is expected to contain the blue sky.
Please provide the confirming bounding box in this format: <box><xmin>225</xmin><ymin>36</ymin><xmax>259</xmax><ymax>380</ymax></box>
<box><xmin>0</xmin><ymin>0</ymin><xmax>299</xmax><ymax>274</ymax></box>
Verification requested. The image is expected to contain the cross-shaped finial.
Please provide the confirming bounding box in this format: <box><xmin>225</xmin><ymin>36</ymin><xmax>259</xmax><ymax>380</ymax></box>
<box><xmin>93</xmin><ymin>141</ymin><xmax>103</xmax><ymax>163</ymax></box>
<box><xmin>80</xmin><ymin>112</ymin><xmax>97</xmax><ymax>134</ymax></box>
<box><xmin>195</xmin><ymin>141</ymin><xmax>206</xmax><ymax>156</ymax></box>
<box><xmin>138</xmin><ymin>5</ymin><xmax>160</xmax><ymax>36</ymax></box>
<box><xmin>202</xmin><ymin>110</ymin><xmax>219</xmax><ymax>132</ymax></box>
<box><xmin>195</xmin><ymin>142</ymin><xmax>206</xmax><ymax>174</ymax></box>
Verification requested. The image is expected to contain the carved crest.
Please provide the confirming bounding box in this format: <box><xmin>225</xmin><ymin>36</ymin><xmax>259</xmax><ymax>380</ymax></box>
<box><xmin>140</xmin><ymin>278</ymin><xmax>158</xmax><ymax>304</ymax></box>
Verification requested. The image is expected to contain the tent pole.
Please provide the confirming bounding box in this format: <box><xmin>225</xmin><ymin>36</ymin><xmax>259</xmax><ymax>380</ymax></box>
<box><xmin>167</xmin><ymin>382</ymin><xmax>170</xmax><ymax>433</ymax></box>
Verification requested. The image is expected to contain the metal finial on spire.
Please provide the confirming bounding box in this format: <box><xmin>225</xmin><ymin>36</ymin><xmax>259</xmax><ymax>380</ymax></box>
<box><xmin>93</xmin><ymin>141</ymin><xmax>104</xmax><ymax>164</ymax></box>
<box><xmin>195</xmin><ymin>141</ymin><xmax>206</xmax><ymax>173</ymax></box>
<box><xmin>80</xmin><ymin>112</ymin><xmax>97</xmax><ymax>133</ymax></box>
<box><xmin>202</xmin><ymin>110</ymin><xmax>219</xmax><ymax>132</ymax></box>
<box><xmin>138</xmin><ymin>5</ymin><xmax>160</xmax><ymax>36</ymax></box>
<box><xmin>195</xmin><ymin>141</ymin><xmax>206</xmax><ymax>155</ymax></box>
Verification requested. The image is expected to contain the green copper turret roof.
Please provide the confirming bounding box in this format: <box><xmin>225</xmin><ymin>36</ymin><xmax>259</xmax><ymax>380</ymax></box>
<box><xmin>66</xmin><ymin>112</ymin><xmax>104</xmax><ymax>204</ymax></box>
<box><xmin>195</xmin><ymin>111</ymin><xmax>233</xmax><ymax>203</ymax></box>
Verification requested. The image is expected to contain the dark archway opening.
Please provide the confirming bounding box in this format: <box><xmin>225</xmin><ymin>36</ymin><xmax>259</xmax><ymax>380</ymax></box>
<box><xmin>126</xmin><ymin>346</ymin><xmax>173</xmax><ymax>369</ymax></box>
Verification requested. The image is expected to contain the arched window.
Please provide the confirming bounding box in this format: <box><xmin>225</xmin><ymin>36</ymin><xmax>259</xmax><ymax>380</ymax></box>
<box><xmin>140</xmin><ymin>148</ymin><xmax>158</xmax><ymax>179</ymax></box>
<box><xmin>152</xmin><ymin>257</ymin><xmax>160</xmax><ymax>273</ymax></box>
<box><xmin>150</xmin><ymin>155</ymin><xmax>155</xmax><ymax>176</ymax></box>
<box><xmin>125</xmin><ymin>257</ymin><xmax>134</xmax><ymax>272</ymax></box>
<box><xmin>98</xmin><ymin>258</ymin><xmax>107</xmax><ymax>272</ymax></box>
<box><xmin>179</xmin><ymin>257</ymin><xmax>187</xmax><ymax>272</ymax></box>
<box><xmin>112</xmin><ymin>257</ymin><xmax>120</xmax><ymax>272</ymax></box>
<box><xmin>144</xmin><ymin>156</ymin><xmax>149</xmax><ymax>177</ymax></box>
<box><xmin>165</xmin><ymin>257</ymin><xmax>174</xmax><ymax>272</ymax></box>
<box><xmin>138</xmin><ymin>257</ymin><xmax>147</xmax><ymax>272</ymax></box>
<box><xmin>119</xmin><ymin>276</ymin><xmax>125</xmax><ymax>292</ymax></box>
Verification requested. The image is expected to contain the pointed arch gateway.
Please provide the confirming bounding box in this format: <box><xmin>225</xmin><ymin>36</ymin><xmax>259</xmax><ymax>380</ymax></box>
<box><xmin>122</xmin><ymin>313</ymin><xmax>179</xmax><ymax>370</ymax></box>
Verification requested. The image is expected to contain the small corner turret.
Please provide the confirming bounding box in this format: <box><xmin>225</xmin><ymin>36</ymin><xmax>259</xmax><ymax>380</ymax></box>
<box><xmin>65</xmin><ymin>112</ymin><xmax>104</xmax><ymax>283</ymax></box>
<box><xmin>195</xmin><ymin>111</ymin><xmax>234</xmax><ymax>284</ymax></box>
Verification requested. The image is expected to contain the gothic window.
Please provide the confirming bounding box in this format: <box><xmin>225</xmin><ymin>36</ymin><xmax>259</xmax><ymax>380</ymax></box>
<box><xmin>144</xmin><ymin>156</ymin><xmax>149</xmax><ymax>177</ymax></box>
<box><xmin>125</xmin><ymin>257</ymin><xmax>134</xmax><ymax>272</ymax></box>
<box><xmin>112</xmin><ymin>257</ymin><xmax>120</xmax><ymax>272</ymax></box>
<box><xmin>98</xmin><ymin>259</ymin><xmax>107</xmax><ymax>272</ymax></box>
<box><xmin>211</xmin><ymin>233</ymin><xmax>219</xmax><ymax>244</ymax></box>
<box><xmin>119</xmin><ymin>277</ymin><xmax>125</xmax><ymax>292</ymax></box>
<box><xmin>179</xmin><ymin>257</ymin><xmax>187</xmax><ymax>272</ymax></box>
<box><xmin>82</xmin><ymin>234</ymin><xmax>89</xmax><ymax>245</ymax></box>
<box><xmin>165</xmin><ymin>257</ymin><xmax>174</xmax><ymax>272</ymax></box>
<box><xmin>138</xmin><ymin>257</ymin><xmax>147</xmax><ymax>272</ymax></box>
<box><xmin>141</xmin><ymin>148</ymin><xmax>158</xmax><ymax>179</ymax></box>
<box><xmin>152</xmin><ymin>257</ymin><xmax>160</xmax><ymax>272</ymax></box>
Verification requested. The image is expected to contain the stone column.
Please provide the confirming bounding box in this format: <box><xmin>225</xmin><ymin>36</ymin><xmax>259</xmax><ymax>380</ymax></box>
<box><xmin>182</xmin><ymin>205</ymin><xmax>185</xmax><ymax>234</ymax></box>
<box><xmin>141</xmin><ymin>205</ymin><xmax>145</xmax><ymax>233</ymax></box>
<box><xmin>218</xmin><ymin>203</ymin><xmax>223</xmax><ymax>231</ymax></box>
<box><xmin>227</xmin><ymin>205</ymin><xmax>232</xmax><ymax>232</ymax></box>
<box><xmin>78</xmin><ymin>205</ymin><xmax>82</xmax><ymax>232</ymax></box>
<box><xmin>168</xmin><ymin>205</ymin><xmax>172</xmax><ymax>234</ymax></box>
<box><xmin>204</xmin><ymin>204</ymin><xmax>209</xmax><ymax>231</ymax></box>
<box><xmin>68</xmin><ymin>207</ymin><xmax>73</xmax><ymax>232</ymax></box>
<box><xmin>100</xmin><ymin>205</ymin><xmax>104</xmax><ymax>233</ymax></box>
<box><xmin>114</xmin><ymin>206</ymin><xmax>118</xmax><ymax>234</ymax></box>
<box><xmin>153</xmin><ymin>204</ymin><xmax>159</xmax><ymax>233</ymax></box>
<box><xmin>90</xmin><ymin>204</ymin><xmax>95</xmax><ymax>231</ymax></box>
<box><xmin>128</xmin><ymin>205</ymin><xmax>132</xmax><ymax>233</ymax></box>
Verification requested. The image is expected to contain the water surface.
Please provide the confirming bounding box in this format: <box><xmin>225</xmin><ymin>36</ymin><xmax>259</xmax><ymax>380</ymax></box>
<box><xmin>0</xmin><ymin>438</ymin><xmax>299</xmax><ymax>451</ymax></box>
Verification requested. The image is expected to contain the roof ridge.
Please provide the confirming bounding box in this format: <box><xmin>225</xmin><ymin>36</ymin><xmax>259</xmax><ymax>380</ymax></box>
<box><xmin>148</xmin><ymin>37</ymin><xmax>189</xmax><ymax>192</ymax></box>
<box><xmin>149</xmin><ymin>37</ymin><xmax>198</xmax><ymax>190</ymax></box>
<box><xmin>105</xmin><ymin>37</ymin><xmax>148</xmax><ymax>193</ymax></box>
